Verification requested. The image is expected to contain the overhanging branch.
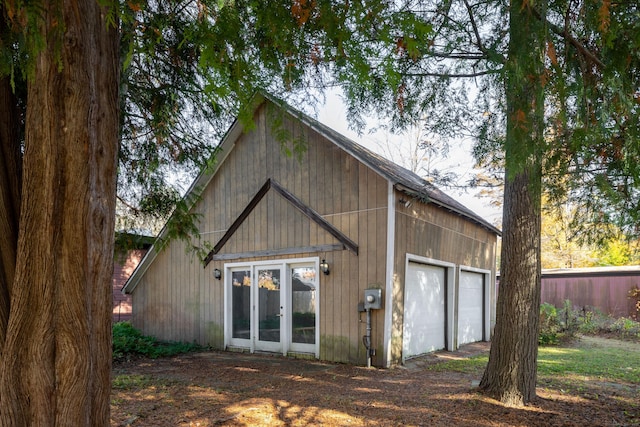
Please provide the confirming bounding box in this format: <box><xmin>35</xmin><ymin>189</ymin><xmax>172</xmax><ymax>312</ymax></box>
<box><xmin>531</xmin><ymin>8</ymin><xmax>605</xmax><ymax>69</ymax></box>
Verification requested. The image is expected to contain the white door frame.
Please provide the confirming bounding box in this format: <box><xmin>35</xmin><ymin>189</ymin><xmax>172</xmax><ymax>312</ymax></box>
<box><xmin>223</xmin><ymin>257</ymin><xmax>320</xmax><ymax>357</ymax></box>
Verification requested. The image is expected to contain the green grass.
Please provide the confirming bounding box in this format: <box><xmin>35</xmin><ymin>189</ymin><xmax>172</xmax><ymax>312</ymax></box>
<box><xmin>426</xmin><ymin>341</ymin><xmax>640</xmax><ymax>384</ymax></box>
<box><xmin>537</xmin><ymin>345</ymin><xmax>640</xmax><ymax>383</ymax></box>
<box><xmin>112</xmin><ymin>374</ymin><xmax>155</xmax><ymax>390</ymax></box>
<box><xmin>426</xmin><ymin>356</ymin><xmax>488</xmax><ymax>374</ymax></box>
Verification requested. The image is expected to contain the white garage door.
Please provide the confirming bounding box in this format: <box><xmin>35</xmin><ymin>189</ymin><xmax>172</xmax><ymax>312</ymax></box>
<box><xmin>403</xmin><ymin>262</ymin><xmax>446</xmax><ymax>359</ymax></box>
<box><xmin>458</xmin><ymin>271</ymin><xmax>484</xmax><ymax>346</ymax></box>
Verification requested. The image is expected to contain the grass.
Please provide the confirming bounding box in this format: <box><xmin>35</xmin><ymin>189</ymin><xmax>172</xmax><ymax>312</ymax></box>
<box><xmin>537</xmin><ymin>344</ymin><xmax>640</xmax><ymax>383</ymax></box>
<box><xmin>112</xmin><ymin>374</ymin><xmax>155</xmax><ymax>390</ymax></box>
<box><xmin>427</xmin><ymin>338</ymin><xmax>640</xmax><ymax>385</ymax></box>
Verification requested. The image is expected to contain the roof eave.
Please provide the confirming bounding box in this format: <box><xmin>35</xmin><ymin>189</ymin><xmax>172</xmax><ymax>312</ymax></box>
<box><xmin>394</xmin><ymin>184</ymin><xmax>502</xmax><ymax>236</ymax></box>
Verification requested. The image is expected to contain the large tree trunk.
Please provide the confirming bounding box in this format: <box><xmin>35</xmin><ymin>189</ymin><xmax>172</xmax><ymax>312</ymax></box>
<box><xmin>0</xmin><ymin>0</ymin><xmax>120</xmax><ymax>424</ymax></box>
<box><xmin>479</xmin><ymin>0</ymin><xmax>545</xmax><ymax>407</ymax></box>
<box><xmin>0</xmin><ymin>7</ymin><xmax>23</xmax><ymax>349</ymax></box>
<box><xmin>0</xmin><ymin>75</ymin><xmax>22</xmax><ymax>346</ymax></box>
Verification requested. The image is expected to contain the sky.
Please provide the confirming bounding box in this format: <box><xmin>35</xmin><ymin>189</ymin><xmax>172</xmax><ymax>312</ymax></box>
<box><xmin>313</xmin><ymin>89</ymin><xmax>503</xmax><ymax>226</ymax></box>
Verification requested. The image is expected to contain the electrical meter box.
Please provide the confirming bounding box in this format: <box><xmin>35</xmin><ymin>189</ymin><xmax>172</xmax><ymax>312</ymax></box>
<box><xmin>363</xmin><ymin>288</ymin><xmax>382</xmax><ymax>310</ymax></box>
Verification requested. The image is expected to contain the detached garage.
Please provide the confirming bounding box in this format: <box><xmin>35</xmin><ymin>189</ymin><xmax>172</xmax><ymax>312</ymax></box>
<box><xmin>123</xmin><ymin>94</ymin><xmax>499</xmax><ymax>367</ymax></box>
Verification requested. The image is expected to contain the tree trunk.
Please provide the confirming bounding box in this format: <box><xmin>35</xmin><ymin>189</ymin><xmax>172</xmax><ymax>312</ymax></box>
<box><xmin>479</xmin><ymin>0</ymin><xmax>545</xmax><ymax>407</ymax></box>
<box><xmin>0</xmin><ymin>7</ymin><xmax>23</xmax><ymax>349</ymax></box>
<box><xmin>0</xmin><ymin>75</ymin><xmax>22</xmax><ymax>346</ymax></box>
<box><xmin>0</xmin><ymin>0</ymin><xmax>120</xmax><ymax>424</ymax></box>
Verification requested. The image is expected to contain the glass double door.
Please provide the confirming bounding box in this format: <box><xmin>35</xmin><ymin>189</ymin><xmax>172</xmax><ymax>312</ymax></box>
<box><xmin>227</xmin><ymin>259</ymin><xmax>318</xmax><ymax>356</ymax></box>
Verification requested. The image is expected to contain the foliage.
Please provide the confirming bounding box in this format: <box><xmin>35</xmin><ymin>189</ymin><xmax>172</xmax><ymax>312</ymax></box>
<box><xmin>593</xmin><ymin>239</ymin><xmax>633</xmax><ymax>266</ymax></box>
<box><xmin>539</xmin><ymin>303</ymin><xmax>560</xmax><ymax>345</ymax></box>
<box><xmin>112</xmin><ymin>322</ymin><xmax>202</xmax><ymax>361</ymax></box>
<box><xmin>541</xmin><ymin>198</ymin><xmax>593</xmax><ymax>268</ymax></box>
<box><xmin>630</xmin><ymin>286</ymin><xmax>640</xmax><ymax>320</ymax></box>
<box><xmin>609</xmin><ymin>317</ymin><xmax>640</xmax><ymax>338</ymax></box>
<box><xmin>540</xmin><ymin>194</ymin><xmax>640</xmax><ymax>268</ymax></box>
<box><xmin>112</xmin><ymin>0</ymin><xmax>439</xmax><ymax>243</ymax></box>
<box><xmin>3</xmin><ymin>0</ymin><xmax>640</xmax><ymax>411</ymax></box>
<box><xmin>563</xmin><ymin>305</ymin><xmax>640</xmax><ymax>340</ymax></box>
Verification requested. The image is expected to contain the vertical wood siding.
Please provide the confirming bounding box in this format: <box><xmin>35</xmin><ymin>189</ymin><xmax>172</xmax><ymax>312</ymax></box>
<box><xmin>130</xmin><ymin>100</ymin><xmax>498</xmax><ymax>366</ymax></box>
<box><xmin>388</xmin><ymin>197</ymin><xmax>497</xmax><ymax>364</ymax></box>
<box><xmin>131</xmin><ymin>102</ymin><xmax>389</xmax><ymax>365</ymax></box>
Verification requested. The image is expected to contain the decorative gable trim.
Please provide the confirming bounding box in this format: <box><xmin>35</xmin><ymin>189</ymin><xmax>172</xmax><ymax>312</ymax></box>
<box><xmin>203</xmin><ymin>178</ymin><xmax>359</xmax><ymax>267</ymax></box>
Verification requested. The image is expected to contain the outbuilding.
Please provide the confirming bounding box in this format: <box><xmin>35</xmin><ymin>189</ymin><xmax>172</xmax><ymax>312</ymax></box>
<box><xmin>123</xmin><ymin>94</ymin><xmax>500</xmax><ymax>367</ymax></box>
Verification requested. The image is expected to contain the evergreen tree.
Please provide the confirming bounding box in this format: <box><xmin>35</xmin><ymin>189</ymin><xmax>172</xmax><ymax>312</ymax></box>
<box><xmin>0</xmin><ymin>0</ymin><xmax>432</xmax><ymax>422</ymax></box>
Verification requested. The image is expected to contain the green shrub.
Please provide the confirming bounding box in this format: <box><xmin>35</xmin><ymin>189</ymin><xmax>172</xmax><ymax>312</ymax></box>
<box><xmin>558</xmin><ymin>299</ymin><xmax>579</xmax><ymax>334</ymax></box>
<box><xmin>539</xmin><ymin>303</ymin><xmax>560</xmax><ymax>345</ymax></box>
<box><xmin>113</xmin><ymin>322</ymin><xmax>202</xmax><ymax>361</ymax></box>
<box><xmin>573</xmin><ymin>307</ymin><xmax>640</xmax><ymax>340</ymax></box>
<box><xmin>610</xmin><ymin>317</ymin><xmax>640</xmax><ymax>338</ymax></box>
<box><xmin>577</xmin><ymin>307</ymin><xmax>609</xmax><ymax>335</ymax></box>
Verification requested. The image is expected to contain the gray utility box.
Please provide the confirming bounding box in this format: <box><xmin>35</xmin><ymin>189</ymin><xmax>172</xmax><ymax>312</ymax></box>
<box><xmin>364</xmin><ymin>288</ymin><xmax>382</xmax><ymax>310</ymax></box>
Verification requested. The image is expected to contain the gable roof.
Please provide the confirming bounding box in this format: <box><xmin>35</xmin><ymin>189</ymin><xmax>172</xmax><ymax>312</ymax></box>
<box><xmin>266</xmin><ymin>94</ymin><xmax>501</xmax><ymax>235</ymax></box>
<box><xmin>123</xmin><ymin>93</ymin><xmax>500</xmax><ymax>294</ymax></box>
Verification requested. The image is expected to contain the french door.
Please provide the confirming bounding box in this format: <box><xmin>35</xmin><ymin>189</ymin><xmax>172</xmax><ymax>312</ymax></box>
<box><xmin>225</xmin><ymin>258</ymin><xmax>319</xmax><ymax>357</ymax></box>
<box><xmin>255</xmin><ymin>265</ymin><xmax>283</xmax><ymax>352</ymax></box>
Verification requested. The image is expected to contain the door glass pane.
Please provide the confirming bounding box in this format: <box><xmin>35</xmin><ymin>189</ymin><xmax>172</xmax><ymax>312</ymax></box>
<box><xmin>231</xmin><ymin>270</ymin><xmax>251</xmax><ymax>339</ymax></box>
<box><xmin>258</xmin><ymin>269</ymin><xmax>281</xmax><ymax>342</ymax></box>
<box><xmin>291</xmin><ymin>267</ymin><xmax>316</xmax><ymax>344</ymax></box>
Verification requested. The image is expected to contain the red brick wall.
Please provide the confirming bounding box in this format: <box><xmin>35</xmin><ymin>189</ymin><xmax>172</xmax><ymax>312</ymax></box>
<box><xmin>113</xmin><ymin>249</ymin><xmax>146</xmax><ymax>322</ymax></box>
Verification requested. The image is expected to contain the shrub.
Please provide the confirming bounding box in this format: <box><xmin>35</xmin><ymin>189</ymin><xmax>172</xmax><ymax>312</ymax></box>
<box><xmin>558</xmin><ymin>299</ymin><xmax>579</xmax><ymax>335</ymax></box>
<box><xmin>577</xmin><ymin>307</ymin><xmax>610</xmax><ymax>335</ymax></box>
<box><xmin>113</xmin><ymin>322</ymin><xmax>202</xmax><ymax>361</ymax></box>
<box><xmin>610</xmin><ymin>317</ymin><xmax>640</xmax><ymax>338</ymax></box>
<box><xmin>539</xmin><ymin>303</ymin><xmax>560</xmax><ymax>345</ymax></box>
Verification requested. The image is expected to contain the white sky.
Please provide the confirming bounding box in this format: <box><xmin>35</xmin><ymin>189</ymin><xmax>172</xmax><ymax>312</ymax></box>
<box><xmin>313</xmin><ymin>89</ymin><xmax>503</xmax><ymax>226</ymax></box>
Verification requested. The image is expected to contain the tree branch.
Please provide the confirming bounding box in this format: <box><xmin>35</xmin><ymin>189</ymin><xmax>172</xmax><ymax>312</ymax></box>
<box><xmin>531</xmin><ymin>8</ymin><xmax>605</xmax><ymax>69</ymax></box>
<box><xmin>406</xmin><ymin>69</ymin><xmax>501</xmax><ymax>78</ymax></box>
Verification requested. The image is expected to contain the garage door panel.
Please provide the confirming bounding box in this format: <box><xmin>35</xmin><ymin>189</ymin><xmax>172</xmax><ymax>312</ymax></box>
<box><xmin>458</xmin><ymin>271</ymin><xmax>484</xmax><ymax>345</ymax></box>
<box><xmin>403</xmin><ymin>262</ymin><xmax>446</xmax><ymax>359</ymax></box>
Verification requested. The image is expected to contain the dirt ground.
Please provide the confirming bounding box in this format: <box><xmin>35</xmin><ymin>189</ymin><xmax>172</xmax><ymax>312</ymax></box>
<box><xmin>111</xmin><ymin>338</ymin><xmax>639</xmax><ymax>426</ymax></box>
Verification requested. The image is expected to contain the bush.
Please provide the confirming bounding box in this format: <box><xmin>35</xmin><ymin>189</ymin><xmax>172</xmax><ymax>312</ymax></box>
<box><xmin>539</xmin><ymin>303</ymin><xmax>560</xmax><ymax>345</ymax></box>
<box><xmin>113</xmin><ymin>322</ymin><xmax>202</xmax><ymax>361</ymax></box>
<box><xmin>558</xmin><ymin>299</ymin><xmax>579</xmax><ymax>334</ymax></box>
<box><xmin>610</xmin><ymin>317</ymin><xmax>640</xmax><ymax>338</ymax></box>
<box><xmin>576</xmin><ymin>307</ymin><xmax>607</xmax><ymax>335</ymax></box>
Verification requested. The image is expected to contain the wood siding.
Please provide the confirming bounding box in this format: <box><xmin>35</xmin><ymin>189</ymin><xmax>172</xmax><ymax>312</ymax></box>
<box><xmin>541</xmin><ymin>274</ymin><xmax>639</xmax><ymax>318</ymax></box>
<box><xmin>129</xmin><ymin>99</ymin><xmax>498</xmax><ymax>367</ymax></box>
<box><xmin>389</xmin><ymin>196</ymin><xmax>497</xmax><ymax>364</ymax></box>
<box><xmin>131</xmin><ymin>102</ymin><xmax>389</xmax><ymax>365</ymax></box>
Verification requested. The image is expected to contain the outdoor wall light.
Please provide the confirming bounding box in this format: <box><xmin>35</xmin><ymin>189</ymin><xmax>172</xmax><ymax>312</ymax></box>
<box><xmin>320</xmin><ymin>259</ymin><xmax>330</xmax><ymax>275</ymax></box>
<box><xmin>214</xmin><ymin>268</ymin><xmax>222</xmax><ymax>280</ymax></box>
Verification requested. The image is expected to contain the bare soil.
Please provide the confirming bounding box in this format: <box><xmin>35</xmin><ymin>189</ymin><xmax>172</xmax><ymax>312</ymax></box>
<box><xmin>111</xmin><ymin>338</ymin><xmax>640</xmax><ymax>426</ymax></box>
